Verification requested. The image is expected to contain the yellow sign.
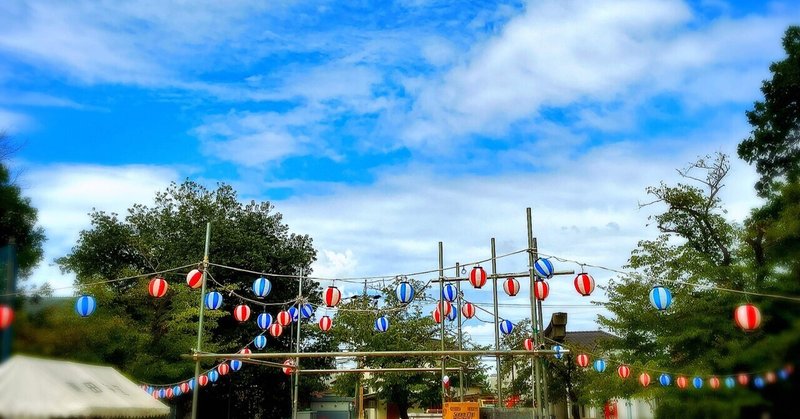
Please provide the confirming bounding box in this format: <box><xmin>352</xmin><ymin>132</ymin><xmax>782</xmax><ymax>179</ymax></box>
<box><xmin>443</xmin><ymin>402</ymin><xmax>480</xmax><ymax>419</ymax></box>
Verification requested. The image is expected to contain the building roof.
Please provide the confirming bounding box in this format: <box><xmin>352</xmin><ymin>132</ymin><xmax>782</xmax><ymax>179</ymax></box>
<box><xmin>564</xmin><ymin>330</ymin><xmax>617</xmax><ymax>350</ymax></box>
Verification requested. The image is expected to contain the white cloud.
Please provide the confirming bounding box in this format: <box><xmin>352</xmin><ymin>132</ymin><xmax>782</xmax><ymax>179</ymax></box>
<box><xmin>0</xmin><ymin>108</ymin><xmax>29</xmax><ymax>132</ymax></box>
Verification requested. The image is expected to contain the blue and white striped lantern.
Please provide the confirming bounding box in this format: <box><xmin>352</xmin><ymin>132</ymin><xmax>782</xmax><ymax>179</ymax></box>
<box><xmin>187</xmin><ymin>379</ymin><xmax>195</xmax><ymax>391</ymax></box>
<box><xmin>593</xmin><ymin>359</ymin><xmax>606</xmax><ymax>373</ymax></box>
<box><xmin>173</xmin><ymin>385</ymin><xmax>182</xmax><ymax>396</ymax></box>
<box><xmin>446</xmin><ymin>304</ymin><xmax>458</xmax><ymax>321</ymax></box>
<box><xmin>158</xmin><ymin>388</ymin><xmax>166</xmax><ymax>399</ymax></box>
<box><xmin>396</xmin><ymin>281</ymin><xmax>415</xmax><ymax>304</ymax></box>
<box><xmin>649</xmin><ymin>286</ymin><xmax>672</xmax><ymax>311</ymax></box>
<box><xmin>204</xmin><ymin>292</ymin><xmax>223</xmax><ymax>310</ymax></box>
<box><xmin>499</xmin><ymin>320</ymin><xmax>514</xmax><ymax>335</ymax></box>
<box><xmin>75</xmin><ymin>295</ymin><xmax>97</xmax><ymax>317</ymax></box>
<box><xmin>300</xmin><ymin>303</ymin><xmax>314</xmax><ymax>319</ymax></box>
<box><xmin>230</xmin><ymin>359</ymin><xmax>242</xmax><ymax>371</ymax></box>
<box><xmin>692</xmin><ymin>376</ymin><xmax>703</xmax><ymax>389</ymax></box>
<box><xmin>288</xmin><ymin>306</ymin><xmax>299</xmax><ymax>322</ymax></box>
<box><xmin>779</xmin><ymin>369</ymin><xmax>790</xmax><ymax>381</ymax></box>
<box><xmin>374</xmin><ymin>316</ymin><xmax>389</xmax><ymax>332</ymax></box>
<box><xmin>754</xmin><ymin>376</ymin><xmax>765</xmax><ymax>388</ymax></box>
<box><xmin>725</xmin><ymin>376</ymin><xmax>736</xmax><ymax>388</ymax></box>
<box><xmin>257</xmin><ymin>313</ymin><xmax>273</xmax><ymax>330</ymax></box>
<box><xmin>252</xmin><ymin>277</ymin><xmax>272</xmax><ymax>298</ymax></box>
<box><xmin>659</xmin><ymin>373</ymin><xmax>671</xmax><ymax>386</ymax></box>
<box><xmin>254</xmin><ymin>335</ymin><xmax>267</xmax><ymax>350</ymax></box>
<box><xmin>208</xmin><ymin>370</ymin><xmax>219</xmax><ymax>383</ymax></box>
<box><xmin>442</xmin><ymin>283</ymin><xmax>457</xmax><ymax>302</ymax></box>
<box><xmin>552</xmin><ymin>345</ymin><xmax>564</xmax><ymax>359</ymax></box>
<box><xmin>533</xmin><ymin>258</ymin><xmax>554</xmax><ymax>279</ymax></box>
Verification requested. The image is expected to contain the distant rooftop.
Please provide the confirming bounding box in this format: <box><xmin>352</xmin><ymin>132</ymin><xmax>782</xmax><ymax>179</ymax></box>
<box><xmin>564</xmin><ymin>330</ymin><xmax>617</xmax><ymax>350</ymax></box>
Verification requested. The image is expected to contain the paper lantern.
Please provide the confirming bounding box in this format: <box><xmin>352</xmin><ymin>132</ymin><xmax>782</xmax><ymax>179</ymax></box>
<box><xmin>734</xmin><ymin>303</ymin><xmax>761</xmax><ymax>332</ymax></box>
<box><xmin>779</xmin><ymin>369</ymin><xmax>790</xmax><ymax>380</ymax></box>
<box><xmin>233</xmin><ymin>304</ymin><xmax>251</xmax><ymax>322</ymax></box>
<box><xmin>269</xmin><ymin>323</ymin><xmax>283</xmax><ymax>337</ymax></box>
<box><xmin>396</xmin><ymin>281</ymin><xmax>415</xmax><ymax>304</ymax></box>
<box><xmin>323</xmin><ymin>286</ymin><xmax>341</xmax><ymax>307</ymax></box>
<box><xmin>277</xmin><ymin>310</ymin><xmax>292</xmax><ymax>326</ymax></box>
<box><xmin>533</xmin><ymin>280</ymin><xmax>549</xmax><ymax>300</ymax></box>
<box><xmin>462</xmin><ymin>302</ymin><xmax>475</xmax><ymax>319</ymax></box>
<box><xmin>617</xmin><ymin>365</ymin><xmax>630</xmax><ymax>379</ymax></box>
<box><xmin>552</xmin><ymin>345</ymin><xmax>563</xmax><ymax>360</ymax></box>
<box><xmin>159</xmin><ymin>388</ymin><xmax>167</xmax><ymax>398</ymax></box>
<box><xmin>204</xmin><ymin>292</ymin><xmax>223</xmax><ymax>310</ymax></box>
<box><xmin>754</xmin><ymin>376</ymin><xmax>765</xmax><ymax>388</ymax></box>
<box><xmin>442</xmin><ymin>283</ymin><xmax>457</xmax><ymax>302</ymax></box>
<box><xmin>443</xmin><ymin>375</ymin><xmax>450</xmax><ymax>389</ymax></box>
<box><xmin>524</xmin><ymin>338</ymin><xmax>534</xmax><ymax>351</ymax></box>
<box><xmin>179</xmin><ymin>382</ymin><xmax>190</xmax><ymax>394</ymax></box>
<box><xmin>374</xmin><ymin>316</ymin><xmax>389</xmax><ymax>332</ymax></box>
<box><xmin>198</xmin><ymin>375</ymin><xmax>209</xmax><ymax>387</ymax></box>
<box><xmin>166</xmin><ymin>388</ymin><xmax>175</xmax><ymax>398</ymax></box>
<box><xmin>252</xmin><ymin>277</ymin><xmax>272</xmax><ymax>298</ymax></box>
<box><xmin>725</xmin><ymin>376</ymin><xmax>736</xmax><ymax>388</ymax></box>
<box><xmin>75</xmin><ymin>295</ymin><xmax>97</xmax><ymax>317</ymax></box>
<box><xmin>208</xmin><ymin>370</ymin><xmax>219</xmax><ymax>383</ymax></box>
<box><xmin>218</xmin><ymin>363</ymin><xmax>230</xmax><ymax>376</ymax></box>
<box><xmin>676</xmin><ymin>376</ymin><xmax>688</xmax><ymax>389</ymax></box>
<box><xmin>573</xmin><ymin>273</ymin><xmax>595</xmax><ymax>296</ymax></box>
<box><xmin>319</xmin><ymin>315</ymin><xmax>332</xmax><ymax>331</ymax></box>
<box><xmin>186</xmin><ymin>269</ymin><xmax>203</xmax><ymax>289</ymax></box>
<box><xmin>257</xmin><ymin>313</ymin><xmax>273</xmax><ymax>330</ymax></box>
<box><xmin>283</xmin><ymin>359</ymin><xmax>295</xmax><ymax>375</ymax></box>
<box><xmin>148</xmin><ymin>277</ymin><xmax>168</xmax><ymax>298</ymax></box>
<box><xmin>500</xmin><ymin>320</ymin><xmax>514</xmax><ymax>335</ymax></box>
<box><xmin>576</xmin><ymin>353</ymin><xmax>590</xmax><ymax>368</ymax></box>
<box><xmin>446</xmin><ymin>304</ymin><xmax>458</xmax><ymax>321</ymax></box>
<box><xmin>288</xmin><ymin>306</ymin><xmax>299</xmax><ymax>322</ymax></box>
<box><xmin>639</xmin><ymin>372</ymin><xmax>651</xmax><ymax>387</ymax></box>
<box><xmin>240</xmin><ymin>348</ymin><xmax>251</xmax><ymax>355</ymax></box>
<box><xmin>765</xmin><ymin>371</ymin><xmax>777</xmax><ymax>384</ymax></box>
<box><xmin>437</xmin><ymin>301</ymin><xmax>452</xmax><ymax>317</ymax></box>
<box><xmin>433</xmin><ymin>308</ymin><xmax>444</xmax><ymax>324</ymax></box>
<box><xmin>254</xmin><ymin>335</ymin><xmax>267</xmax><ymax>349</ymax></box>
<box><xmin>230</xmin><ymin>360</ymin><xmax>242</xmax><ymax>371</ymax></box>
<box><xmin>533</xmin><ymin>258</ymin><xmax>554</xmax><ymax>279</ymax></box>
<box><xmin>737</xmin><ymin>373</ymin><xmax>749</xmax><ymax>386</ymax></box>
<box><xmin>503</xmin><ymin>278</ymin><xmax>520</xmax><ymax>296</ymax></box>
<box><xmin>692</xmin><ymin>376</ymin><xmax>703</xmax><ymax>389</ymax></box>
<box><xmin>0</xmin><ymin>305</ymin><xmax>13</xmax><ymax>330</ymax></box>
<box><xmin>173</xmin><ymin>385</ymin><xmax>182</xmax><ymax>397</ymax></box>
<box><xmin>593</xmin><ymin>359</ymin><xmax>606</xmax><ymax>372</ymax></box>
<box><xmin>187</xmin><ymin>379</ymin><xmax>195</xmax><ymax>391</ymax></box>
<box><xmin>469</xmin><ymin>266</ymin><xmax>487</xmax><ymax>289</ymax></box>
<box><xmin>659</xmin><ymin>373</ymin><xmax>671</xmax><ymax>386</ymax></box>
<box><xmin>649</xmin><ymin>286</ymin><xmax>672</xmax><ymax>311</ymax></box>
<box><xmin>709</xmin><ymin>376</ymin><xmax>720</xmax><ymax>389</ymax></box>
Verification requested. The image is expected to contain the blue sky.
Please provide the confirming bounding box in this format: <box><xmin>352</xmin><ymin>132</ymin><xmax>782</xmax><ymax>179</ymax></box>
<box><xmin>2</xmin><ymin>0</ymin><xmax>798</xmax><ymax>341</ymax></box>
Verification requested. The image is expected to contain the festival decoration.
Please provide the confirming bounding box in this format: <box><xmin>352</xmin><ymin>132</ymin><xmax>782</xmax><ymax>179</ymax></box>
<box><xmin>659</xmin><ymin>373</ymin><xmax>671</xmax><ymax>386</ymax></box>
<box><xmin>443</xmin><ymin>375</ymin><xmax>450</xmax><ymax>389</ymax></box>
<box><xmin>240</xmin><ymin>348</ymin><xmax>251</xmax><ymax>355</ymax></box>
<box><xmin>709</xmin><ymin>376</ymin><xmax>720</xmax><ymax>389</ymax></box>
<box><xmin>734</xmin><ymin>303</ymin><xmax>762</xmax><ymax>332</ymax></box>
<box><xmin>725</xmin><ymin>376</ymin><xmax>735</xmax><ymax>388</ymax></box>
<box><xmin>374</xmin><ymin>316</ymin><xmax>389</xmax><ymax>332</ymax></box>
<box><xmin>208</xmin><ymin>370</ymin><xmax>219</xmax><ymax>383</ymax></box>
<box><xmin>765</xmin><ymin>371</ymin><xmax>777</xmax><ymax>383</ymax></box>
<box><xmin>204</xmin><ymin>292</ymin><xmax>223</xmax><ymax>310</ymax></box>
<box><xmin>269</xmin><ymin>323</ymin><xmax>283</xmax><ymax>337</ymax></box>
<box><xmin>173</xmin><ymin>385</ymin><xmax>182</xmax><ymax>397</ymax></box>
<box><xmin>649</xmin><ymin>285</ymin><xmax>672</xmax><ymax>311</ymax></box>
<box><xmin>442</xmin><ymin>283</ymin><xmax>457</xmax><ymax>302</ymax></box>
<box><xmin>288</xmin><ymin>306</ymin><xmax>299</xmax><ymax>322</ymax></box>
<box><xmin>179</xmin><ymin>382</ymin><xmax>190</xmax><ymax>394</ymax></box>
<box><xmin>676</xmin><ymin>376</ymin><xmax>688</xmax><ymax>389</ymax></box>
<box><xmin>436</xmin><ymin>301</ymin><xmax>452</xmax><ymax>317</ymax></box>
<box><xmin>737</xmin><ymin>373</ymin><xmax>749</xmax><ymax>386</ymax></box>
<box><xmin>218</xmin><ymin>363</ymin><xmax>230</xmax><ymax>376</ymax></box>
<box><xmin>148</xmin><ymin>277</ymin><xmax>168</xmax><ymax>298</ymax></box>
<box><xmin>198</xmin><ymin>375</ymin><xmax>209</xmax><ymax>387</ymax></box>
<box><xmin>252</xmin><ymin>277</ymin><xmax>271</xmax><ymax>298</ymax></box>
<box><xmin>462</xmin><ymin>302</ymin><xmax>475</xmax><ymax>319</ymax></box>
<box><xmin>447</xmin><ymin>304</ymin><xmax>458</xmax><ymax>321</ymax></box>
<box><xmin>433</xmin><ymin>308</ymin><xmax>443</xmax><ymax>324</ymax></box>
<box><xmin>396</xmin><ymin>281</ymin><xmax>415</xmax><ymax>304</ymax></box>
<box><xmin>188</xmin><ymin>379</ymin><xmax>195</xmax><ymax>390</ymax></box>
<box><xmin>503</xmin><ymin>278</ymin><xmax>520</xmax><ymax>296</ymax></box>
<box><xmin>469</xmin><ymin>266</ymin><xmax>487</xmax><ymax>288</ymax></box>
<box><xmin>0</xmin><ymin>305</ymin><xmax>13</xmax><ymax>330</ymax></box>
<box><xmin>233</xmin><ymin>304</ymin><xmax>251</xmax><ymax>322</ymax></box>
<box><xmin>533</xmin><ymin>258</ymin><xmax>554</xmax><ymax>279</ymax></box>
<box><xmin>257</xmin><ymin>313</ymin><xmax>273</xmax><ymax>330</ymax></box>
<box><xmin>692</xmin><ymin>376</ymin><xmax>703</xmax><ymax>389</ymax></box>
<box><xmin>254</xmin><ymin>335</ymin><xmax>267</xmax><ymax>350</ymax></box>
<box><xmin>282</xmin><ymin>360</ymin><xmax>295</xmax><ymax>375</ymax></box>
<box><xmin>573</xmin><ymin>273</ymin><xmax>595</xmax><ymax>296</ymax></box>
<box><xmin>230</xmin><ymin>360</ymin><xmax>242</xmax><ymax>372</ymax></box>
<box><xmin>500</xmin><ymin>320</ymin><xmax>514</xmax><ymax>335</ymax></box>
<box><xmin>576</xmin><ymin>353</ymin><xmax>590</xmax><ymax>368</ymax></box>
<box><xmin>186</xmin><ymin>269</ymin><xmax>203</xmax><ymax>289</ymax></box>
<box><xmin>75</xmin><ymin>295</ymin><xmax>97</xmax><ymax>317</ymax></box>
<box><xmin>639</xmin><ymin>372</ymin><xmax>651</xmax><ymax>387</ymax></box>
<box><xmin>779</xmin><ymin>369</ymin><xmax>790</xmax><ymax>381</ymax></box>
<box><xmin>754</xmin><ymin>376</ymin><xmax>765</xmax><ymax>389</ymax></box>
<box><xmin>166</xmin><ymin>388</ymin><xmax>174</xmax><ymax>398</ymax></box>
<box><xmin>594</xmin><ymin>359</ymin><xmax>606</xmax><ymax>373</ymax></box>
<box><xmin>617</xmin><ymin>365</ymin><xmax>630</xmax><ymax>379</ymax></box>
<box><xmin>524</xmin><ymin>338</ymin><xmax>534</xmax><ymax>351</ymax></box>
<box><xmin>323</xmin><ymin>286</ymin><xmax>342</xmax><ymax>307</ymax></box>
<box><xmin>552</xmin><ymin>345</ymin><xmax>563</xmax><ymax>360</ymax></box>
<box><xmin>277</xmin><ymin>310</ymin><xmax>292</xmax><ymax>326</ymax></box>
<box><xmin>533</xmin><ymin>280</ymin><xmax>549</xmax><ymax>300</ymax></box>
<box><xmin>319</xmin><ymin>315</ymin><xmax>332</xmax><ymax>331</ymax></box>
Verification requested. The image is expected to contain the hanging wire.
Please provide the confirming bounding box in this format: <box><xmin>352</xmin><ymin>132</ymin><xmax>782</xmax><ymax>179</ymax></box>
<box><xmin>205</xmin><ymin>272</ymin><xmax>300</xmax><ymax>308</ymax></box>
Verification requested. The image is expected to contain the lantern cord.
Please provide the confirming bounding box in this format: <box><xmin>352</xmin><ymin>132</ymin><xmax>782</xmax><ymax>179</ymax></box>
<box><xmin>205</xmin><ymin>272</ymin><xmax>301</xmax><ymax>308</ymax></box>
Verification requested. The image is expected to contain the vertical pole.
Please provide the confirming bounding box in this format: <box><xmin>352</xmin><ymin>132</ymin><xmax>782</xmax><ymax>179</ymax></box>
<box><xmin>527</xmin><ymin>208</ymin><xmax>542</xmax><ymax>418</ymax></box>
<box><xmin>190</xmin><ymin>222</ymin><xmax>211</xmax><ymax>419</ymax></box>
<box><xmin>491</xmin><ymin>238</ymin><xmax>502</xmax><ymax>409</ymax></box>
<box><xmin>535</xmin><ymin>236</ymin><xmax>550</xmax><ymax>418</ymax></box>
<box><xmin>456</xmin><ymin>262</ymin><xmax>464</xmax><ymax>402</ymax></box>
<box><xmin>438</xmin><ymin>242</ymin><xmax>446</xmax><ymax>406</ymax></box>
<box><xmin>1</xmin><ymin>239</ymin><xmax>16</xmax><ymax>363</ymax></box>
<box><xmin>292</xmin><ymin>270</ymin><xmax>303</xmax><ymax>419</ymax></box>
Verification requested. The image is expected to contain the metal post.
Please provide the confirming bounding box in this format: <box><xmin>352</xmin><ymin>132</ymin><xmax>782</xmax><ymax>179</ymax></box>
<box><xmin>292</xmin><ymin>271</ymin><xmax>303</xmax><ymax>419</ymax></box>
<box><xmin>438</xmin><ymin>242</ymin><xmax>446</xmax><ymax>405</ymax></box>
<box><xmin>456</xmin><ymin>262</ymin><xmax>464</xmax><ymax>402</ymax></box>
<box><xmin>1</xmin><ymin>238</ymin><xmax>16</xmax><ymax>363</ymax></box>
<box><xmin>491</xmin><ymin>238</ymin><xmax>502</xmax><ymax>408</ymax></box>
<box><xmin>190</xmin><ymin>223</ymin><xmax>211</xmax><ymax>419</ymax></box>
<box><xmin>534</xmin><ymin>236</ymin><xmax>550</xmax><ymax>418</ymax></box>
<box><xmin>527</xmin><ymin>208</ymin><xmax>542</xmax><ymax>418</ymax></box>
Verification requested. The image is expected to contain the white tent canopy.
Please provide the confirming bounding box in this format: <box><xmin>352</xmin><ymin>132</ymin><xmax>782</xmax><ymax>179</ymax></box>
<box><xmin>0</xmin><ymin>355</ymin><xmax>170</xmax><ymax>418</ymax></box>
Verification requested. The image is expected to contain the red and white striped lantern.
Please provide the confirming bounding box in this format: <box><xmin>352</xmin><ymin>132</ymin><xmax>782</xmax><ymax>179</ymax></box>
<box><xmin>277</xmin><ymin>310</ymin><xmax>292</xmax><ymax>326</ymax></box>
<box><xmin>0</xmin><ymin>305</ymin><xmax>13</xmax><ymax>330</ymax></box>
<box><xmin>524</xmin><ymin>338</ymin><xmax>534</xmax><ymax>351</ymax></box>
<box><xmin>617</xmin><ymin>365</ymin><xmax>630</xmax><ymax>379</ymax></box>
<box><xmin>433</xmin><ymin>308</ymin><xmax>444</xmax><ymax>324</ymax></box>
<box><xmin>186</xmin><ymin>269</ymin><xmax>203</xmax><ymax>289</ymax></box>
<box><xmin>198</xmin><ymin>375</ymin><xmax>209</xmax><ymax>387</ymax></box>
<box><xmin>240</xmin><ymin>348</ymin><xmax>251</xmax><ymax>355</ymax></box>
<box><xmin>323</xmin><ymin>286</ymin><xmax>342</xmax><ymax>307</ymax></box>
<box><xmin>319</xmin><ymin>315</ymin><xmax>332</xmax><ymax>332</ymax></box>
<box><xmin>573</xmin><ymin>273</ymin><xmax>595</xmax><ymax>297</ymax></box>
<box><xmin>217</xmin><ymin>363</ymin><xmax>230</xmax><ymax>376</ymax></box>
<box><xmin>166</xmin><ymin>388</ymin><xmax>174</xmax><ymax>399</ymax></box>
<box><xmin>766</xmin><ymin>371</ymin><xmax>777</xmax><ymax>383</ymax></box>
<box><xmin>734</xmin><ymin>304</ymin><xmax>762</xmax><ymax>332</ymax></box>
<box><xmin>503</xmin><ymin>277</ymin><xmax>521</xmax><ymax>296</ymax></box>
<box><xmin>469</xmin><ymin>266</ymin><xmax>487</xmax><ymax>289</ymax></box>
<box><xmin>709</xmin><ymin>376</ymin><xmax>720</xmax><ymax>389</ymax></box>
<box><xmin>179</xmin><ymin>382</ymin><xmax>190</xmax><ymax>394</ymax></box>
<box><xmin>533</xmin><ymin>280</ymin><xmax>549</xmax><ymax>301</ymax></box>
<box><xmin>282</xmin><ymin>359</ymin><xmax>295</xmax><ymax>375</ymax></box>
<box><xmin>233</xmin><ymin>304</ymin><xmax>251</xmax><ymax>322</ymax></box>
<box><xmin>639</xmin><ymin>372</ymin><xmax>651</xmax><ymax>387</ymax></box>
<box><xmin>676</xmin><ymin>376</ymin><xmax>688</xmax><ymax>389</ymax></box>
<box><xmin>576</xmin><ymin>353</ymin><xmax>590</xmax><ymax>368</ymax></box>
<box><xmin>148</xmin><ymin>277</ymin><xmax>169</xmax><ymax>298</ymax></box>
<box><xmin>462</xmin><ymin>302</ymin><xmax>475</xmax><ymax>319</ymax></box>
<box><xmin>269</xmin><ymin>323</ymin><xmax>283</xmax><ymax>337</ymax></box>
<box><xmin>737</xmin><ymin>373</ymin><xmax>749</xmax><ymax>386</ymax></box>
